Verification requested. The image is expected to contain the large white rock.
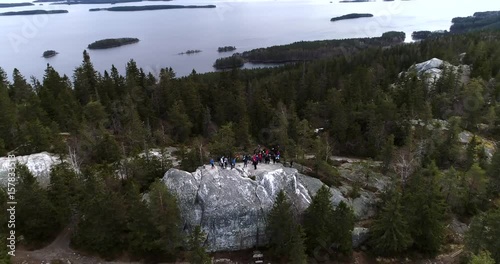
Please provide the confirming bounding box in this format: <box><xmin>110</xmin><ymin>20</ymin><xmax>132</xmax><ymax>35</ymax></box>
<box><xmin>163</xmin><ymin>164</ymin><xmax>312</xmax><ymax>252</ymax></box>
<box><xmin>0</xmin><ymin>152</ymin><xmax>61</xmax><ymax>187</ymax></box>
<box><xmin>163</xmin><ymin>163</ymin><xmax>362</xmax><ymax>252</ymax></box>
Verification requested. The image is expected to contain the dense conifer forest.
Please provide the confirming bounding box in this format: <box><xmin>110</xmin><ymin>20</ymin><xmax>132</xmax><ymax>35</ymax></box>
<box><xmin>1</xmin><ymin>30</ymin><xmax>500</xmax><ymax>263</ymax></box>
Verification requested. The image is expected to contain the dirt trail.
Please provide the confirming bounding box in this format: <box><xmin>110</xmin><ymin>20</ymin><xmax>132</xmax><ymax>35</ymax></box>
<box><xmin>13</xmin><ymin>226</ymin><xmax>139</xmax><ymax>264</ymax></box>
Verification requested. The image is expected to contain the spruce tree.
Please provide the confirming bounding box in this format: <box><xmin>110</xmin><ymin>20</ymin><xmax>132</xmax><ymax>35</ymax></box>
<box><xmin>486</xmin><ymin>149</ymin><xmax>500</xmax><ymax>198</ymax></box>
<box><xmin>16</xmin><ymin>164</ymin><xmax>61</xmax><ymax>248</ymax></box>
<box><xmin>369</xmin><ymin>188</ymin><xmax>412</xmax><ymax>256</ymax></box>
<box><xmin>148</xmin><ymin>180</ymin><xmax>182</xmax><ymax>259</ymax></box>
<box><xmin>187</xmin><ymin>226</ymin><xmax>211</xmax><ymax>264</ymax></box>
<box><xmin>332</xmin><ymin>201</ymin><xmax>355</xmax><ymax>255</ymax></box>
<box><xmin>267</xmin><ymin>190</ymin><xmax>305</xmax><ymax>262</ymax></box>
<box><xmin>465</xmin><ymin>208</ymin><xmax>500</xmax><ymax>263</ymax></box>
<box><xmin>403</xmin><ymin>163</ymin><xmax>446</xmax><ymax>255</ymax></box>
<box><xmin>303</xmin><ymin>185</ymin><xmax>335</xmax><ymax>253</ymax></box>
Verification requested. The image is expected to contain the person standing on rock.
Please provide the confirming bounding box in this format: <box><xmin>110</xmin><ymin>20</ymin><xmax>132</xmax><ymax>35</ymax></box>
<box><xmin>224</xmin><ymin>156</ymin><xmax>228</xmax><ymax>169</ymax></box>
<box><xmin>210</xmin><ymin>158</ymin><xmax>215</xmax><ymax>169</ymax></box>
<box><xmin>243</xmin><ymin>155</ymin><xmax>248</xmax><ymax>168</ymax></box>
<box><xmin>253</xmin><ymin>155</ymin><xmax>258</xmax><ymax>170</ymax></box>
<box><xmin>231</xmin><ymin>157</ymin><xmax>236</xmax><ymax>169</ymax></box>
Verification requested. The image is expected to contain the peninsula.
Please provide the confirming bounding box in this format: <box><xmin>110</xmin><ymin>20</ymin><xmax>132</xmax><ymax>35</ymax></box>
<box><xmin>88</xmin><ymin>38</ymin><xmax>139</xmax><ymax>49</ymax></box>
<box><xmin>331</xmin><ymin>13</ymin><xmax>373</xmax><ymax>22</ymax></box>
<box><xmin>0</xmin><ymin>10</ymin><xmax>68</xmax><ymax>16</ymax></box>
<box><xmin>89</xmin><ymin>4</ymin><xmax>216</xmax><ymax>12</ymax></box>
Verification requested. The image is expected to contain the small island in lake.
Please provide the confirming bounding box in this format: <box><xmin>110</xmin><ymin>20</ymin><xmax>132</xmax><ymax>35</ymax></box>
<box><xmin>89</xmin><ymin>4</ymin><xmax>216</xmax><ymax>12</ymax></box>
<box><xmin>0</xmin><ymin>3</ymin><xmax>34</xmax><ymax>8</ymax></box>
<box><xmin>218</xmin><ymin>46</ymin><xmax>237</xmax><ymax>52</ymax></box>
<box><xmin>178</xmin><ymin>50</ymin><xmax>202</xmax><ymax>55</ymax></box>
<box><xmin>88</xmin><ymin>38</ymin><xmax>139</xmax><ymax>49</ymax></box>
<box><xmin>0</xmin><ymin>10</ymin><xmax>68</xmax><ymax>16</ymax></box>
<box><xmin>42</xmin><ymin>50</ymin><xmax>58</xmax><ymax>58</ymax></box>
<box><xmin>331</xmin><ymin>13</ymin><xmax>373</xmax><ymax>22</ymax></box>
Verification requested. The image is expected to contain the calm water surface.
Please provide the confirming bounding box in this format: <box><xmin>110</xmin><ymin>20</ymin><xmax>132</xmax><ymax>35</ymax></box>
<box><xmin>0</xmin><ymin>0</ymin><xmax>499</xmax><ymax>79</ymax></box>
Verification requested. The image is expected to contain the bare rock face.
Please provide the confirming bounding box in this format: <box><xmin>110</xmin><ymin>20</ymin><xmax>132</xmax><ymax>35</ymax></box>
<box><xmin>163</xmin><ymin>163</ymin><xmax>376</xmax><ymax>252</ymax></box>
<box><xmin>163</xmin><ymin>164</ymin><xmax>312</xmax><ymax>252</ymax></box>
<box><xmin>0</xmin><ymin>152</ymin><xmax>61</xmax><ymax>187</ymax></box>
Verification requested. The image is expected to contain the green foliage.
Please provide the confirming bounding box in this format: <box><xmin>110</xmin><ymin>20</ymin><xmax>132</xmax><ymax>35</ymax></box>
<box><xmin>369</xmin><ymin>188</ymin><xmax>412</xmax><ymax>256</ymax></box>
<box><xmin>465</xmin><ymin>208</ymin><xmax>500</xmax><ymax>263</ymax></box>
<box><xmin>124</xmin><ymin>155</ymin><xmax>166</xmax><ymax>192</ymax></box>
<box><xmin>148</xmin><ymin>180</ymin><xmax>182</xmax><ymax>259</ymax></box>
<box><xmin>469</xmin><ymin>251</ymin><xmax>495</xmax><ymax>264</ymax></box>
<box><xmin>381</xmin><ymin>135</ymin><xmax>395</xmax><ymax>174</ymax></box>
<box><xmin>71</xmin><ymin>173</ymin><xmax>127</xmax><ymax>259</ymax></box>
<box><xmin>266</xmin><ymin>190</ymin><xmax>306</xmax><ymax>262</ymax></box>
<box><xmin>16</xmin><ymin>164</ymin><xmax>61</xmax><ymax>248</ymax></box>
<box><xmin>303</xmin><ymin>185</ymin><xmax>335</xmax><ymax>253</ymax></box>
<box><xmin>403</xmin><ymin>163</ymin><xmax>447</xmax><ymax>255</ymax></box>
<box><xmin>48</xmin><ymin>163</ymin><xmax>81</xmax><ymax>226</ymax></box>
<box><xmin>92</xmin><ymin>132</ymin><xmax>122</xmax><ymax>164</ymax></box>
<box><xmin>213</xmin><ymin>55</ymin><xmax>245</xmax><ymax>69</ymax></box>
<box><xmin>209</xmin><ymin>123</ymin><xmax>236</xmax><ymax>158</ymax></box>
<box><xmin>332</xmin><ymin>201</ymin><xmax>355</xmax><ymax>255</ymax></box>
<box><xmin>187</xmin><ymin>226</ymin><xmax>211</xmax><ymax>264</ymax></box>
<box><xmin>487</xmin><ymin>149</ymin><xmax>500</xmax><ymax>198</ymax></box>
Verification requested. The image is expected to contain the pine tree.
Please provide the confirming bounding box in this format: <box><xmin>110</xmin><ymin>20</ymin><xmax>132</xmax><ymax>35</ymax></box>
<box><xmin>187</xmin><ymin>226</ymin><xmax>211</xmax><ymax>264</ymax></box>
<box><xmin>0</xmin><ymin>68</ymin><xmax>16</xmax><ymax>154</ymax></box>
<box><xmin>209</xmin><ymin>123</ymin><xmax>236</xmax><ymax>158</ymax></box>
<box><xmin>463</xmin><ymin>163</ymin><xmax>488</xmax><ymax>215</ymax></box>
<box><xmin>288</xmin><ymin>225</ymin><xmax>308</xmax><ymax>264</ymax></box>
<box><xmin>369</xmin><ymin>188</ymin><xmax>412</xmax><ymax>256</ymax></box>
<box><xmin>381</xmin><ymin>134</ymin><xmax>395</xmax><ymax>174</ymax></box>
<box><xmin>332</xmin><ymin>201</ymin><xmax>355</xmax><ymax>255</ymax></box>
<box><xmin>267</xmin><ymin>190</ymin><xmax>305</xmax><ymax>262</ymax></box>
<box><xmin>148</xmin><ymin>180</ymin><xmax>182</xmax><ymax>259</ymax></box>
<box><xmin>403</xmin><ymin>163</ymin><xmax>446</xmax><ymax>255</ymax></box>
<box><xmin>16</xmin><ymin>164</ymin><xmax>61</xmax><ymax>248</ymax></box>
<box><xmin>168</xmin><ymin>100</ymin><xmax>193</xmax><ymax>143</ymax></box>
<box><xmin>123</xmin><ymin>183</ymin><xmax>159</xmax><ymax>260</ymax></box>
<box><xmin>465</xmin><ymin>209</ymin><xmax>500</xmax><ymax>263</ymax></box>
<box><xmin>48</xmin><ymin>163</ymin><xmax>81</xmax><ymax>226</ymax></box>
<box><xmin>71</xmin><ymin>172</ymin><xmax>127</xmax><ymax>259</ymax></box>
<box><xmin>486</xmin><ymin>149</ymin><xmax>500</xmax><ymax>198</ymax></box>
<box><xmin>303</xmin><ymin>185</ymin><xmax>335</xmax><ymax>253</ymax></box>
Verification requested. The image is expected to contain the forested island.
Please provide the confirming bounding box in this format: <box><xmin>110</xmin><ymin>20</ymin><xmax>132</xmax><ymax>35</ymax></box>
<box><xmin>42</xmin><ymin>50</ymin><xmax>58</xmax><ymax>58</ymax></box>
<box><xmin>87</xmin><ymin>38</ymin><xmax>139</xmax><ymax>49</ymax></box>
<box><xmin>0</xmin><ymin>10</ymin><xmax>68</xmax><ymax>16</ymax></box>
<box><xmin>450</xmin><ymin>11</ymin><xmax>500</xmax><ymax>33</ymax></box>
<box><xmin>89</xmin><ymin>4</ymin><xmax>216</xmax><ymax>12</ymax></box>
<box><xmin>213</xmin><ymin>55</ymin><xmax>245</xmax><ymax>69</ymax></box>
<box><xmin>0</xmin><ymin>3</ymin><xmax>33</xmax><ymax>8</ymax></box>
<box><xmin>178</xmin><ymin>49</ymin><xmax>201</xmax><ymax>55</ymax></box>
<box><xmin>218</xmin><ymin>46</ymin><xmax>237</xmax><ymax>52</ymax></box>
<box><xmin>213</xmin><ymin>31</ymin><xmax>405</xmax><ymax>68</ymax></box>
<box><xmin>330</xmin><ymin>13</ymin><xmax>373</xmax><ymax>22</ymax></box>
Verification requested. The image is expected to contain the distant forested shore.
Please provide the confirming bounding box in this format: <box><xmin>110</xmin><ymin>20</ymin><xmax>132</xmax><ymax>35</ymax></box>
<box><xmin>0</xmin><ymin>10</ymin><xmax>68</xmax><ymax>16</ymax></box>
<box><xmin>0</xmin><ymin>3</ymin><xmax>33</xmax><ymax>8</ymax></box>
<box><xmin>213</xmin><ymin>31</ymin><xmax>406</xmax><ymax>69</ymax></box>
<box><xmin>89</xmin><ymin>4</ymin><xmax>216</xmax><ymax>12</ymax></box>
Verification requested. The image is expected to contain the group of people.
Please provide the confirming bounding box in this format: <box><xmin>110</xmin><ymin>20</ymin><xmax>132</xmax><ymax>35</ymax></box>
<box><xmin>208</xmin><ymin>145</ymin><xmax>282</xmax><ymax>170</ymax></box>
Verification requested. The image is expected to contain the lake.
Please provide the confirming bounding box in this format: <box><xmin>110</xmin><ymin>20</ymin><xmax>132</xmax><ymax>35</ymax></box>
<box><xmin>0</xmin><ymin>0</ymin><xmax>499</xmax><ymax>80</ymax></box>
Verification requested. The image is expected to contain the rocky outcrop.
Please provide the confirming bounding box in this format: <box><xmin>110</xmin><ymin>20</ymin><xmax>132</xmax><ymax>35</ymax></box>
<box><xmin>352</xmin><ymin>227</ymin><xmax>370</xmax><ymax>248</ymax></box>
<box><xmin>163</xmin><ymin>163</ymin><xmax>374</xmax><ymax>252</ymax></box>
<box><xmin>163</xmin><ymin>164</ymin><xmax>312</xmax><ymax>252</ymax></box>
<box><xmin>0</xmin><ymin>152</ymin><xmax>61</xmax><ymax>187</ymax></box>
<box><xmin>402</xmin><ymin>58</ymin><xmax>471</xmax><ymax>87</ymax></box>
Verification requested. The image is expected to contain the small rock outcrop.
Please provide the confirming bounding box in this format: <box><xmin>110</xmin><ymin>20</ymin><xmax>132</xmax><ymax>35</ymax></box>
<box><xmin>0</xmin><ymin>152</ymin><xmax>61</xmax><ymax>186</ymax></box>
<box><xmin>403</xmin><ymin>58</ymin><xmax>471</xmax><ymax>87</ymax></box>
